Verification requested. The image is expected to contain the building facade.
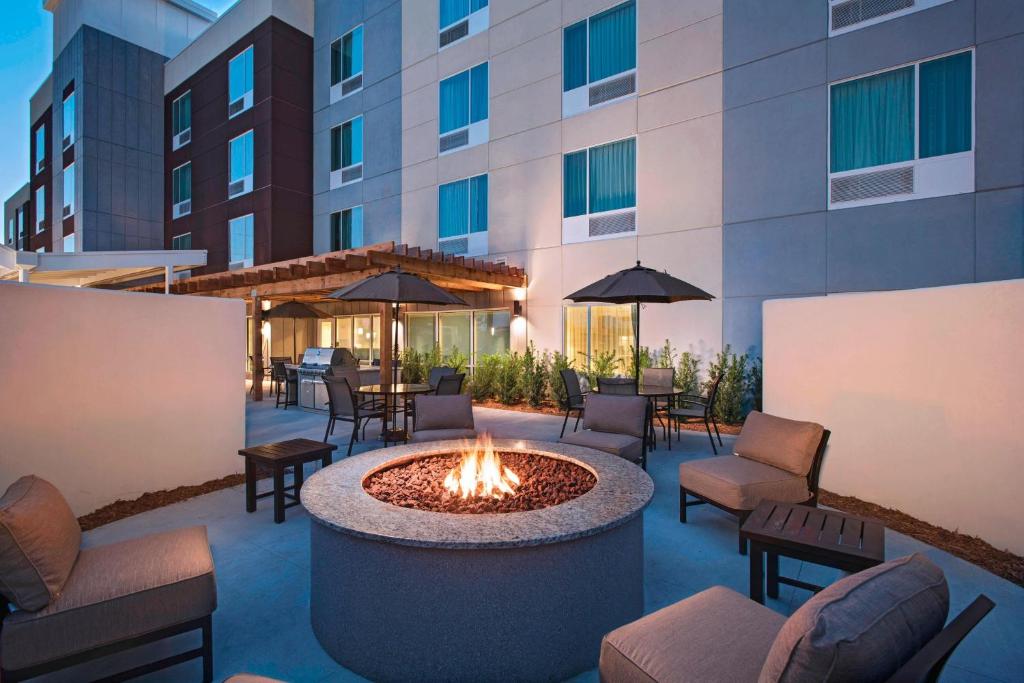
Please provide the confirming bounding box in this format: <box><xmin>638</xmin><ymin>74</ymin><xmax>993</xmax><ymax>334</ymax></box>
<box><xmin>3</xmin><ymin>184</ymin><xmax>31</xmax><ymax>251</ymax></box>
<box><xmin>163</xmin><ymin>0</ymin><xmax>315</xmax><ymax>275</ymax></box>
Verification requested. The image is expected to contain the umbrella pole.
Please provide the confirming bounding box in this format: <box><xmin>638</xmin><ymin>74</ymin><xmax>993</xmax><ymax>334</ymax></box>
<box><xmin>393</xmin><ymin>303</ymin><xmax>400</xmax><ymax>387</ymax></box>
<box><xmin>634</xmin><ymin>302</ymin><xmax>641</xmax><ymax>387</ymax></box>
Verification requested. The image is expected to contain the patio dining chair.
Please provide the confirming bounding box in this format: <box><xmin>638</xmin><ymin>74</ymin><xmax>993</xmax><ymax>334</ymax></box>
<box><xmin>276</xmin><ymin>366</ymin><xmax>298</xmax><ymax>409</ymax></box>
<box><xmin>435</xmin><ymin>373</ymin><xmax>465</xmax><ymax>395</ymax></box>
<box><xmin>269</xmin><ymin>357</ymin><xmax>290</xmax><ymax>397</ymax></box>
<box><xmin>323</xmin><ymin>376</ymin><xmax>384</xmax><ymax>457</ymax></box>
<box><xmin>642</xmin><ymin>367</ymin><xmax>675</xmax><ymax>443</ymax></box>
<box><xmin>559</xmin><ymin>368</ymin><xmax>588</xmax><ymax>438</ymax></box>
<box><xmin>597</xmin><ymin>377</ymin><xmax>637</xmax><ymax>395</ymax></box>
<box><xmin>669</xmin><ymin>372</ymin><xmax>724</xmax><ymax>454</ymax></box>
<box><xmin>426</xmin><ymin>366</ymin><xmax>456</xmax><ymax>390</ymax></box>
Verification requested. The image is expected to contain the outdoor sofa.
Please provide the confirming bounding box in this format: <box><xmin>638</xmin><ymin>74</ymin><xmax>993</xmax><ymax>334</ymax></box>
<box><xmin>560</xmin><ymin>393</ymin><xmax>650</xmax><ymax>470</ymax></box>
<box><xmin>679</xmin><ymin>410</ymin><xmax>830</xmax><ymax>553</ymax></box>
<box><xmin>0</xmin><ymin>475</ymin><xmax>217</xmax><ymax>682</ymax></box>
<box><xmin>409</xmin><ymin>393</ymin><xmax>478</xmax><ymax>442</ymax></box>
<box><xmin>599</xmin><ymin>553</ymin><xmax>993</xmax><ymax>683</ymax></box>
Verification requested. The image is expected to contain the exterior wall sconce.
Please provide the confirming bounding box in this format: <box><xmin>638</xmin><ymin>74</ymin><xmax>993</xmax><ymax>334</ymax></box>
<box><xmin>513</xmin><ymin>300</ymin><xmax>523</xmax><ymax>318</ymax></box>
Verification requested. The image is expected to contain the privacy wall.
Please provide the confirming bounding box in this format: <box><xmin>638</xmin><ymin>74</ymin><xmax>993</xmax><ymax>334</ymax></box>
<box><xmin>0</xmin><ymin>283</ymin><xmax>245</xmax><ymax>515</ymax></box>
<box><xmin>763</xmin><ymin>279</ymin><xmax>1024</xmax><ymax>555</ymax></box>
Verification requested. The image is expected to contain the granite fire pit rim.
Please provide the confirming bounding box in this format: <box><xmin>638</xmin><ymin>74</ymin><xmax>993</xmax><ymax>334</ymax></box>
<box><xmin>301</xmin><ymin>439</ymin><xmax>654</xmax><ymax>550</ymax></box>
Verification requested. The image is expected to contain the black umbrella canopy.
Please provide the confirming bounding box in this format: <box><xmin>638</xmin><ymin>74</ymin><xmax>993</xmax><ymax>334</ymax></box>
<box><xmin>327</xmin><ymin>267</ymin><xmax>469</xmax><ymax>306</ymax></box>
<box><xmin>566</xmin><ymin>261</ymin><xmax>714</xmax><ymax>385</ymax></box>
<box><xmin>566</xmin><ymin>261</ymin><xmax>714</xmax><ymax>304</ymax></box>
<box><xmin>264</xmin><ymin>301</ymin><xmax>331</xmax><ymax>319</ymax></box>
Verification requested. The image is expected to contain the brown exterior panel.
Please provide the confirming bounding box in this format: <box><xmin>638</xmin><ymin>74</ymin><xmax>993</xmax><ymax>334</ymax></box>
<box><xmin>29</xmin><ymin>106</ymin><xmax>53</xmax><ymax>252</ymax></box>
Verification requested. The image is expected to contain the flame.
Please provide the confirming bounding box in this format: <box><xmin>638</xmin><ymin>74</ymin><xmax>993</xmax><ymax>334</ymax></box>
<box><xmin>443</xmin><ymin>433</ymin><xmax>521</xmax><ymax>500</ymax></box>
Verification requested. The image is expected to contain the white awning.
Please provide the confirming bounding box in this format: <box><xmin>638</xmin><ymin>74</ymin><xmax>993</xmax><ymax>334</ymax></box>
<box><xmin>0</xmin><ymin>246</ymin><xmax>207</xmax><ymax>289</ymax></box>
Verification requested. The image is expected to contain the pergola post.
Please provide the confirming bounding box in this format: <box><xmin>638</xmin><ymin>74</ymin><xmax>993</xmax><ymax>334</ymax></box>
<box><xmin>252</xmin><ymin>294</ymin><xmax>264</xmax><ymax>401</ymax></box>
<box><xmin>380</xmin><ymin>301</ymin><xmax>394</xmax><ymax>385</ymax></box>
<box><xmin>164</xmin><ymin>265</ymin><xmax>172</xmax><ymax>294</ymax></box>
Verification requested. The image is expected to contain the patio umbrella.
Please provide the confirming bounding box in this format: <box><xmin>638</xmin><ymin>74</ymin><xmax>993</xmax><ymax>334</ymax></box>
<box><xmin>565</xmin><ymin>261</ymin><xmax>714</xmax><ymax>385</ymax></box>
<box><xmin>327</xmin><ymin>267</ymin><xmax>468</xmax><ymax>385</ymax></box>
<box><xmin>263</xmin><ymin>301</ymin><xmax>330</xmax><ymax>319</ymax></box>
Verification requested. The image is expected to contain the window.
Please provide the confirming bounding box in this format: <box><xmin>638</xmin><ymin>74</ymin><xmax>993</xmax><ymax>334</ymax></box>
<box><xmin>63</xmin><ymin>233</ymin><xmax>75</xmax><ymax>253</ymax></box>
<box><xmin>563</xmin><ymin>303</ymin><xmax>634</xmax><ymax>371</ymax></box>
<box><xmin>228</xmin><ymin>45</ymin><xmax>254</xmax><ymax>117</ymax></box>
<box><xmin>228</xmin><ymin>130</ymin><xmax>254</xmax><ymax>198</ymax></box>
<box><xmin>6</xmin><ymin>218</ymin><xmax>12</xmax><ymax>245</ymax></box>
<box><xmin>335</xmin><ymin>314</ymin><xmax>381</xmax><ymax>361</ymax></box>
<box><xmin>406</xmin><ymin>309</ymin><xmax>510</xmax><ymax>365</ymax></box>
<box><xmin>319</xmin><ymin>319</ymin><xmax>334</xmax><ymax>347</ymax></box>
<box><xmin>17</xmin><ymin>208</ymin><xmax>24</xmax><ymax>238</ymax></box>
<box><xmin>439</xmin><ymin>62</ymin><xmax>488</xmax><ymax>152</ymax></box>
<box><xmin>35</xmin><ymin>187</ymin><xmax>45</xmax><ymax>232</ymax></box>
<box><xmin>474</xmin><ymin>309</ymin><xmax>510</xmax><ymax>358</ymax></box>
<box><xmin>229</xmin><ymin>214</ymin><xmax>254</xmax><ymax>268</ymax></box>
<box><xmin>330</xmin><ymin>206</ymin><xmax>363</xmax><ymax>251</ymax></box>
<box><xmin>829</xmin><ymin>50</ymin><xmax>974</xmax><ymax>208</ymax></box>
<box><xmin>439</xmin><ymin>0</ymin><xmax>488</xmax><ymax>48</ymax></box>
<box><xmin>330</xmin><ymin>25</ymin><xmax>363</xmax><ymax>100</ymax></box>
<box><xmin>172</xmin><ymin>91</ymin><xmax>191</xmax><ymax>149</ymax></box>
<box><xmin>439</xmin><ymin>311</ymin><xmax>472</xmax><ymax>359</ymax></box>
<box><xmin>62</xmin><ymin>163</ymin><xmax>75</xmax><ymax>218</ymax></box>
<box><xmin>172</xmin><ymin>232</ymin><xmax>192</xmax><ymax>250</ymax></box>
<box><xmin>563</xmin><ymin>1</ymin><xmax>636</xmax><ymax>116</ymax></box>
<box><xmin>562</xmin><ymin>137</ymin><xmax>636</xmax><ymax>243</ymax></box>
<box><xmin>62</xmin><ymin>91</ymin><xmax>75</xmax><ymax>149</ymax></box>
<box><xmin>35</xmin><ymin>125</ymin><xmax>46</xmax><ymax>173</ymax></box>
<box><xmin>438</xmin><ymin>174</ymin><xmax>487</xmax><ymax>256</ymax></box>
<box><xmin>36</xmin><ymin>246</ymin><xmax>46</xmax><ymax>253</ymax></box>
<box><xmin>406</xmin><ymin>313</ymin><xmax>437</xmax><ymax>353</ymax></box>
<box><xmin>330</xmin><ymin>116</ymin><xmax>363</xmax><ymax>187</ymax></box>
<box><xmin>172</xmin><ymin>162</ymin><xmax>192</xmax><ymax>218</ymax></box>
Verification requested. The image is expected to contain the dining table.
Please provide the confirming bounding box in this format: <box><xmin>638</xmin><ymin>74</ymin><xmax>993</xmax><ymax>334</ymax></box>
<box><xmin>356</xmin><ymin>383</ymin><xmax>433</xmax><ymax>445</ymax></box>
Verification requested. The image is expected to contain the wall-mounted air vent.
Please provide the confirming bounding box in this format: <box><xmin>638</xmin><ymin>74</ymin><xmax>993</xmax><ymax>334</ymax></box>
<box><xmin>439</xmin><ymin>20</ymin><xmax>469</xmax><ymax>48</ymax></box>
<box><xmin>62</xmin><ymin>204</ymin><xmax>72</xmax><ymax>218</ymax></box>
<box><xmin>341</xmin><ymin>74</ymin><xmax>363</xmax><ymax>97</ymax></box>
<box><xmin>589</xmin><ymin>210</ymin><xmax>636</xmax><ymax>237</ymax></box>
<box><xmin>829</xmin><ymin>0</ymin><xmax>950</xmax><ymax>35</ymax></box>
<box><xmin>439</xmin><ymin>237</ymin><xmax>469</xmax><ymax>255</ymax></box>
<box><xmin>831</xmin><ymin>166</ymin><xmax>914</xmax><ymax>203</ymax></box>
<box><xmin>228</xmin><ymin>179</ymin><xmax>246</xmax><ymax>197</ymax></box>
<box><xmin>228</xmin><ymin>98</ymin><xmax>245</xmax><ymax>118</ymax></box>
<box><xmin>439</xmin><ymin>129</ymin><xmax>469</xmax><ymax>153</ymax></box>
<box><xmin>173</xmin><ymin>200</ymin><xmax>192</xmax><ymax>219</ymax></box>
<box><xmin>590</xmin><ymin>73</ymin><xmax>636</xmax><ymax>107</ymax></box>
<box><xmin>173</xmin><ymin>129</ymin><xmax>191</xmax><ymax>150</ymax></box>
<box><xmin>341</xmin><ymin>164</ymin><xmax>363</xmax><ymax>184</ymax></box>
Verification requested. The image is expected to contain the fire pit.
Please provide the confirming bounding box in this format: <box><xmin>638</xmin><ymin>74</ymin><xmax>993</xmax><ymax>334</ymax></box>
<box><xmin>302</xmin><ymin>438</ymin><xmax>653</xmax><ymax>682</ymax></box>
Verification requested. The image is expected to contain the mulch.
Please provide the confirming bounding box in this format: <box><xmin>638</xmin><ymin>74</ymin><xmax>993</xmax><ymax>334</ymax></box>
<box><xmin>820</xmin><ymin>490</ymin><xmax>1024</xmax><ymax>587</ymax></box>
<box><xmin>77</xmin><ymin>474</ymin><xmax>246</xmax><ymax>531</ymax></box>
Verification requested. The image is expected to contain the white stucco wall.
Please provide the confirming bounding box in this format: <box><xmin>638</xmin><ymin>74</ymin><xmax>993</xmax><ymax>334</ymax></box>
<box><xmin>0</xmin><ymin>283</ymin><xmax>245</xmax><ymax>516</ymax></box>
<box><xmin>763</xmin><ymin>279</ymin><xmax>1024</xmax><ymax>554</ymax></box>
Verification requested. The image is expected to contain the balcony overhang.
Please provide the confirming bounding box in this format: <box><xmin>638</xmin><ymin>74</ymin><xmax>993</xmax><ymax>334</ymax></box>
<box><xmin>0</xmin><ymin>245</ymin><xmax>207</xmax><ymax>289</ymax></box>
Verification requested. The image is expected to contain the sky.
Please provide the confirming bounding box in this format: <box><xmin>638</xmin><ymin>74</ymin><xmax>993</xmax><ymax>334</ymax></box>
<box><xmin>0</xmin><ymin>0</ymin><xmax>238</xmax><ymax>205</ymax></box>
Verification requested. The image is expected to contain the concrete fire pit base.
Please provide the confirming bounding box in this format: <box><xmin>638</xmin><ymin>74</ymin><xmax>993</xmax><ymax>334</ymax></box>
<box><xmin>302</xmin><ymin>439</ymin><xmax>653</xmax><ymax>682</ymax></box>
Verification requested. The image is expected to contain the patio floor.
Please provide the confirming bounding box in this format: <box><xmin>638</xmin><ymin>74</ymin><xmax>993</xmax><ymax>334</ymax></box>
<box><xmin>50</xmin><ymin>395</ymin><xmax>1024</xmax><ymax>682</ymax></box>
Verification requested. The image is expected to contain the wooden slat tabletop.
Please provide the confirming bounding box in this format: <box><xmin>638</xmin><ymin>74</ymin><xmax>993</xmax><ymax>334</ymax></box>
<box><xmin>742</xmin><ymin>500</ymin><xmax>885</xmax><ymax>562</ymax></box>
<box><xmin>239</xmin><ymin>438</ymin><xmax>337</xmax><ymax>463</ymax></box>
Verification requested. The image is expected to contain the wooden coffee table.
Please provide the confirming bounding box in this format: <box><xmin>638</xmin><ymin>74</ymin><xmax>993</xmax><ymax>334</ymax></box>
<box><xmin>740</xmin><ymin>500</ymin><xmax>885</xmax><ymax>604</ymax></box>
<box><xmin>239</xmin><ymin>439</ymin><xmax>337</xmax><ymax>523</ymax></box>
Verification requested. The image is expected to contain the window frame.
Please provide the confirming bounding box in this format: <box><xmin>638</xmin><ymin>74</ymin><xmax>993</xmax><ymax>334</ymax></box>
<box><xmin>403</xmin><ymin>307</ymin><xmax>510</xmax><ymax>368</ymax></box>
<box><xmin>171</xmin><ymin>232</ymin><xmax>192</xmax><ymax>250</ymax></box>
<box><xmin>330</xmin><ymin>115</ymin><xmax>364</xmax><ymax>188</ymax></box>
<box><xmin>827</xmin><ymin>48</ymin><xmax>976</xmax><ymax>210</ymax></box>
<box><xmin>561</xmin><ymin>302</ymin><xmax>636</xmax><ymax>372</ymax></box>
<box><xmin>228</xmin><ymin>130</ymin><xmax>255</xmax><ymax>199</ymax></box>
<box><xmin>228</xmin><ymin>213</ymin><xmax>255</xmax><ymax>268</ymax></box>
<box><xmin>63</xmin><ymin>233</ymin><xmax>75</xmax><ymax>253</ymax></box>
<box><xmin>561</xmin><ymin>0</ymin><xmax>637</xmax><ymax>117</ymax></box>
<box><xmin>62</xmin><ymin>162</ymin><xmax>75</xmax><ymax>218</ymax></box>
<box><xmin>438</xmin><ymin>61</ymin><xmax>489</xmax><ymax>154</ymax></box>
<box><xmin>439</xmin><ymin>0</ymin><xmax>489</xmax><ymax>50</ymax></box>
<box><xmin>330</xmin><ymin>205</ymin><xmax>364</xmax><ymax>251</ymax></box>
<box><xmin>561</xmin><ymin>135</ymin><xmax>637</xmax><ymax>243</ymax></box>
<box><xmin>34</xmin><ymin>124</ymin><xmax>46</xmax><ymax>174</ymax></box>
<box><xmin>62</xmin><ymin>91</ymin><xmax>75</xmax><ymax>150</ymax></box>
<box><xmin>171</xmin><ymin>90</ymin><xmax>192</xmax><ymax>149</ymax></box>
<box><xmin>330</xmin><ymin>24</ymin><xmax>364</xmax><ymax>99</ymax></box>
<box><xmin>172</xmin><ymin>161</ymin><xmax>192</xmax><ymax>218</ymax></box>
<box><xmin>437</xmin><ymin>173</ymin><xmax>488</xmax><ymax>256</ymax></box>
<box><xmin>35</xmin><ymin>186</ymin><xmax>45</xmax><ymax>233</ymax></box>
<box><xmin>227</xmin><ymin>45</ymin><xmax>254</xmax><ymax>118</ymax></box>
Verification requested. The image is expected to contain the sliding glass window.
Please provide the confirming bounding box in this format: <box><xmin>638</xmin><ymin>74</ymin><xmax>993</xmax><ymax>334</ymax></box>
<box><xmin>229</xmin><ymin>214</ymin><xmax>254</xmax><ymax>267</ymax></box>
<box><xmin>440</xmin><ymin>0</ymin><xmax>488</xmax><ymax>29</ymax></box>
<box><xmin>228</xmin><ymin>46</ymin><xmax>254</xmax><ymax>115</ymax></box>
<box><xmin>331</xmin><ymin>117</ymin><xmax>363</xmax><ymax>172</ymax></box>
<box><xmin>563</xmin><ymin>1</ymin><xmax>636</xmax><ymax>92</ymax></box>
<box><xmin>331</xmin><ymin>26</ymin><xmax>363</xmax><ymax>87</ymax></box>
<box><xmin>330</xmin><ymin>206</ymin><xmax>363</xmax><ymax>251</ymax></box>
<box><xmin>563</xmin><ymin>138</ymin><xmax>636</xmax><ymax>217</ymax></box>
<box><xmin>62</xmin><ymin>91</ymin><xmax>75</xmax><ymax>149</ymax></box>
<box><xmin>563</xmin><ymin>303</ymin><xmax>634</xmax><ymax>371</ymax></box>
<box><xmin>439</xmin><ymin>174</ymin><xmax>487</xmax><ymax>240</ymax></box>
<box><xmin>439</xmin><ymin>63</ymin><xmax>488</xmax><ymax>135</ymax></box>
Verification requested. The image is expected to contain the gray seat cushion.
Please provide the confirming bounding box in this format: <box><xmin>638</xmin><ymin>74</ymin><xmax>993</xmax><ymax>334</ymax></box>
<box><xmin>0</xmin><ymin>476</ymin><xmax>81</xmax><ymax>612</ymax></box>
<box><xmin>679</xmin><ymin>455</ymin><xmax>810</xmax><ymax>511</ymax></box>
<box><xmin>734</xmin><ymin>411</ymin><xmax>825</xmax><ymax>477</ymax></box>
<box><xmin>408</xmin><ymin>428</ymin><xmax>478</xmax><ymax>443</ymax></box>
<box><xmin>1</xmin><ymin>526</ymin><xmax>217</xmax><ymax>671</ymax></box>
<box><xmin>759</xmin><ymin>553</ymin><xmax>949</xmax><ymax>683</ymax></box>
<box><xmin>601</xmin><ymin>586</ymin><xmax>786</xmax><ymax>683</ymax></box>
<box><xmin>561</xmin><ymin>430</ymin><xmax>643</xmax><ymax>464</ymax></box>
<box><xmin>584</xmin><ymin>393</ymin><xmax>647</xmax><ymax>439</ymax></box>
<box><xmin>414</xmin><ymin>394</ymin><xmax>474</xmax><ymax>430</ymax></box>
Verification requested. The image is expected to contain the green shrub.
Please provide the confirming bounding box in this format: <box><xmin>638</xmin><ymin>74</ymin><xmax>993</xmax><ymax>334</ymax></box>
<box><xmin>625</xmin><ymin>345</ymin><xmax>653</xmax><ymax>380</ymax></box>
<box><xmin>586</xmin><ymin>351</ymin><xmax>622</xmax><ymax>387</ymax></box>
<box><xmin>469</xmin><ymin>354</ymin><xmax>501</xmax><ymax>401</ymax></box>
<box><xmin>400</xmin><ymin>348</ymin><xmax>425</xmax><ymax>384</ymax></box>
<box><xmin>495</xmin><ymin>352</ymin><xmax>525</xmax><ymax>405</ymax></box>
<box><xmin>675</xmin><ymin>351</ymin><xmax>701</xmax><ymax>394</ymax></box>
<box><xmin>521</xmin><ymin>343</ymin><xmax>549</xmax><ymax>408</ymax></box>
<box><xmin>424</xmin><ymin>343</ymin><xmax>444</xmax><ymax>373</ymax></box>
<box><xmin>747</xmin><ymin>356</ymin><xmax>763</xmax><ymax>413</ymax></box>
<box><xmin>706</xmin><ymin>345</ymin><xmax>749</xmax><ymax>424</ymax></box>
<box><xmin>548</xmin><ymin>351</ymin><xmax>572</xmax><ymax>407</ymax></box>
<box><xmin>443</xmin><ymin>346</ymin><xmax>468</xmax><ymax>375</ymax></box>
<box><xmin>653</xmin><ymin>339</ymin><xmax>677</xmax><ymax>369</ymax></box>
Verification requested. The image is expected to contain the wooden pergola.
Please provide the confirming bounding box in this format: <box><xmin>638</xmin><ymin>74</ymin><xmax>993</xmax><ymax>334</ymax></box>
<box><xmin>130</xmin><ymin>242</ymin><xmax>527</xmax><ymax>400</ymax></box>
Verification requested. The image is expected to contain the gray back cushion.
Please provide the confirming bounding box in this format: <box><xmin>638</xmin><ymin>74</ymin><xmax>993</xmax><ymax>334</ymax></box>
<box><xmin>0</xmin><ymin>476</ymin><xmax>82</xmax><ymax>611</ymax></box>
<box><xmin>415</xmin><ymin>394</ymin><xmax>474</xmax><ymax>430</ymax></box>
<box><xmin>584</xmin><ymin>394</ymin><xmax>647</xmax><ymax>439</ymax></box>
<box><xmin>759</xmin><ymin>553</ymin><xmax>949</xmax><ymax>683</ymax></box>
<box><xmin>735</xmin><ymin>411</ymin><xmax>825</xmax><ymax>476</ymax></box>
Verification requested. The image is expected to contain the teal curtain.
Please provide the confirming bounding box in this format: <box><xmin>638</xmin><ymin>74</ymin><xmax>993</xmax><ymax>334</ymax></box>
<box><xmin>173</xmin><ymin>164</ymin><xmax>191</xmax><ymax>203</ymax></box>
<box><xmin>330</xmin><ymin>126</ymin><xmax>341</xmax><ymax>170</ymax></box>
<box><xmin>471</xmin><ymin>0</ymin><xmax>487</xmax><ymax>11</ymax></box>
<box><xmin>343</xmin><ymin>26</ymin><xmax>363</xmax><ymax>79</ymax></box>
<box><xmin>439</xmin><ymin>180</ymin><xmax>469</xmax><ymax>238</ymax></box>
<box><xmin>470</xmin><ymin>174</ymin><xmax>487</xmax><ymax>232</ymax></box>
<box><xmin>440</xmin><ymin>71</ymin><xmax>469</xmax><ymax>134</ymax></box>
<box><xmin>589</xmin><ymin>138</ymin><xmax>635</xmax><ymax>213</ymax></box>
<box><xmin>564</xmin><ymin>151</ymin><xmax>587</xmax><ymax>217</ymax></box>
<box><xmin>830</xmin><ymin>66</ymin><xmax>914</xmax><ymax>173</ymax></box>
<box><xmin>341</xmin><ymin>206</ymin><xmax>363</xmax><ymax>249</ymax></box>
<box><xmin>342</xmin><ymin>117</ymin><xmax>363</xmax><ymax>166</ymax></box>
<box><xmin>330</xmin><ymin>212</ymin><xmax>341</xmax><ymax>251</ymax></box>
<box><xmin>589</xmin><ymin>1</ymin><xmax>635</xmax><ymax>83</ymax></box>
<box><xmin>563</xmin><ymin>21</ymin><xmax>587</xmax><ymax>91</ymax></box>
<box><xmin>229</xmin><ymin>47</ymin><xmax>253</xmax><ymax>102</ymax></box>
<box><xmin>470</xmin><ymin>63</ymin><xmax>488</xmax><ymax>123</ymax></box>
<box><xmin>919</xmin><ymin>51</ymin><xmax>972</xmax><ymax>159</ymax></box>
<box><xmin>440</xmin><ymin>0</ymin><xmax>468</xmax><ymax>28</ymax></box>
<box><xmin>173</xmin><ymin>92</ymin><xmax>190</xmax><ymax>134</ymax></box>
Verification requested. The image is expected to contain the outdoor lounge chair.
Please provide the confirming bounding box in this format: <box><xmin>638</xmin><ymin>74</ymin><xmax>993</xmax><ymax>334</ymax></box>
<box><xmin>559</xmin><ymin>368</ymin><xmax>588</xmax><ymax>438</ymax></box>
<box><xmin>324</xmin><ymin>376</ymin><xmax>384</xmax><ymax>456</ymax></box>
<box><xmin>0</xmin><ymin>475</ymin><xmax>216</xmax><ymax>682</ymax></box>
<box><xmin>560</xmin><ymin>393</ymin><xmax>650</xmax><ymax>470</ymax></box>
<box><xmin>599</xmin><ymin>553</ymin><xmax>993</xmax><ymax>683</ymax></box>
<box><xmin>669</xmin><ymin>372</ymin><xmax>724</xmax><ymax>454</ymax></box>
<box><xmin>679</xmin><ymin>410</ymin><xmax>830</xmax><ymax>554</ymax></box>
<box><xmin>409</xmin><ymin>393</ymin><xmax>477</xmax><ymax>443</ymax></box>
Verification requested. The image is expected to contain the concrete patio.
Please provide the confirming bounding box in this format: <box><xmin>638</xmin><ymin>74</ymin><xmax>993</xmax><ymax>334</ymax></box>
<box><xmin>54</xmin><ymin>397</ymin><xmax>1024</xmax><ymax>682</ymax></box>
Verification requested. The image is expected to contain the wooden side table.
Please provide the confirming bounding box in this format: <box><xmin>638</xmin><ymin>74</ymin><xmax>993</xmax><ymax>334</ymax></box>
<box><xmin>740</xmin><ymin>500</ymin><xmax>885</xmax><ymax>604</ymax></box>
<box><xmin>239</xmin><ymin>439</ymin><xmax>338</xmax><ymax>523</ymax></box>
